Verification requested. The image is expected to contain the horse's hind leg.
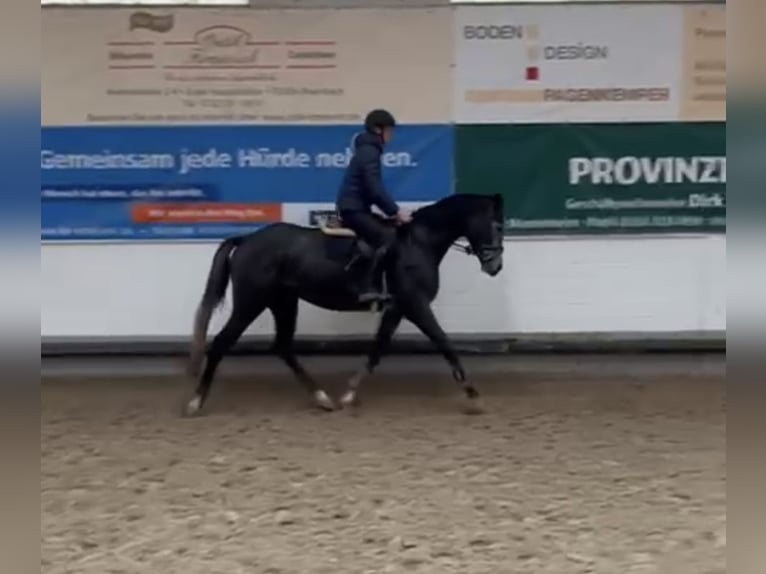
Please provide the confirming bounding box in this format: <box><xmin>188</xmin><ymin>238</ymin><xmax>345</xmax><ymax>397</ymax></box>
<box><xmin>340</xmin><ymin>306</ymin><xmax>403</xmax><ymax>408</ymax></box>
<box><xmin>402</xmin><ymin>298</ymin><xmax>484</xmax><ymax>414</ymax></box>
<box><xmin>183</xmin><ymin>299</ymin><xmax>265</xmax><ymax>417</ymax></box>
<box><xmin>270</xmin><ymin>293</ymin><xmax>335</xmax><ymax>411</ymax></box>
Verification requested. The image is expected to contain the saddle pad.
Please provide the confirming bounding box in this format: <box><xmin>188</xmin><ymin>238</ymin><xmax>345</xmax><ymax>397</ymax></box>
<box><xmin>320</xmin><ymin>226</ymin><xmax>356</xmax><ymax>238</ymax></box>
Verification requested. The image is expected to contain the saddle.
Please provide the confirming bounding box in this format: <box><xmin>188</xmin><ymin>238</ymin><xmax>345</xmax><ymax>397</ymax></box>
<box><xmin>318</xmin><ymin>213</ymin><xmax>378</xmax><ymax>259</ymax></box>
<box><xmin>319</xmin><ymin>213</ymin><xmax>357</xmax><ymax>238</ymax></box>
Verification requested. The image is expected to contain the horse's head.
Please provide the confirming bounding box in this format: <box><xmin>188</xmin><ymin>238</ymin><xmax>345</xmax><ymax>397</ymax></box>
<box><xmin>409</xmin><ymin>193</ymin><xmax>505</xmax><ymax>276</ymax></box>
<box><xmin>463</xmin><ymin>193</ymin><xmax>505</xmax><ymax>277</ymax></box>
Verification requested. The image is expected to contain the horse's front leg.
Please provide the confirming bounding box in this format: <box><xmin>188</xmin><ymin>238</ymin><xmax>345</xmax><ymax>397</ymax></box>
<box><xmin>340</xmin><ymin>306</ymin><xmax>403</xmax><ymax>408</ymax></box>
<box><xmin>402</xmin><ymin>297</ymin><xmax>484</xmax><ymax>414</ymax></box>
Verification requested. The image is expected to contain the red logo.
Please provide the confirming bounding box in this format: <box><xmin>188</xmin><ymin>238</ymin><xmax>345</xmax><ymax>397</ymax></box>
<box><xmin>525</xmin><ymin>66</ymin><xmax>539</xmax><ymax>81</ymax></box>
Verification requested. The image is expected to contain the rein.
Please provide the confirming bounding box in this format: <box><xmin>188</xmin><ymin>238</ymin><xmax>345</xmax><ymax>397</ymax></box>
<box><xmin>451</xmin><ymin>242</ymin><xmax>473</xmax><ymax>255</ymax></box>
<box><xmin>404</xmin><ymin>208</ymin><xmax>504</xmax><ymax>261</ymax></box>
<box><xmin>451</xmin><ymin>241</ymin><xmax>503</xmax><ymax>263</ymax></box>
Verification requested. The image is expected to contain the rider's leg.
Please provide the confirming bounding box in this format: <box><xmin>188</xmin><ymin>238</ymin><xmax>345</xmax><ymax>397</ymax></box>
<box><xmin>357</xmin><ymin>245</ymin><xmax>390</xmax><ymax>302</ymax></box>
<box><xmin>339</xmin><ymin>211</ymin><xmax>390</xmax><ymax>302</ymax></box>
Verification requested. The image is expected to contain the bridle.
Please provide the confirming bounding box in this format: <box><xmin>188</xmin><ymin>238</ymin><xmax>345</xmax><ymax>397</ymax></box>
<box><xmin>450</xmin><ymin>221</ymin><xmax>504</xmax><ymax>263</ymax></box>
<box><xmin>398</xmin><ymin>207</ymin><xmax>503</xmax><ymax>262</ymax></box>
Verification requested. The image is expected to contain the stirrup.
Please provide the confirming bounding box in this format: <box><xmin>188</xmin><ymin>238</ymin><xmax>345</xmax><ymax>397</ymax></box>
<box><xmin>368</xmin><ymin>291</ymin><xmax>393</xmax><ymax>313</ymax></box>
<box><xmin>358</xmin><ymin>288</ymin><xmax>391</xmax><ymax>302</ymax></box>
<box><xmin>358</xmin><ymin>292</ymin><xmax>383</xmax><ymax>303</ymax></box>
<box><xmin>359</xmin><ymin>273</ymin><xmax>389</xmax><ymax>303</ymax></box>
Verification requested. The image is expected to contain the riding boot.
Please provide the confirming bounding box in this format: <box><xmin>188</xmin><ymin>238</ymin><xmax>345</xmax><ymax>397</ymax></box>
<box><xmin>357</xmin><ymin>247</ymin><xmax>388</xmax><ymax>303</ymax></box>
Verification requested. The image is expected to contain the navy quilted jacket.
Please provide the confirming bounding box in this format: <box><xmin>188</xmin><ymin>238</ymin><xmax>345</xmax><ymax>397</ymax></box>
<box><xmin>335</xmin><ymin>131</ymin><xmax>399</xmax><ymax>217</ymax></box>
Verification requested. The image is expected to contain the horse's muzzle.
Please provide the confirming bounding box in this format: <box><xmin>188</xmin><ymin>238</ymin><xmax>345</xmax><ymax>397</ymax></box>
<box><xmin>480</xmin><ymin>253</ymin><xmax>503</xmax><ymax>277</ymax></box>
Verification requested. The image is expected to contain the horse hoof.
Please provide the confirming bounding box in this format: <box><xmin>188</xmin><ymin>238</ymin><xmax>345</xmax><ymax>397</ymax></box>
<box><xmin>461</xmin><ymin>397</ymin><xmax>485</xmax><ymax>416</ymax></box>
<box><xmin>313</xmin><ymin>390</ymin><xmax>336</xmax><ymax>411</ymax></box>
<box><xmin>339</xmin><ymin>391</ymin><xmax>359</xmax><ymax>409</ymax></box>
<box><xmin>182</xmin><ymin>396</ymin><xmax>204</xmax><ymax>417</ymax></box>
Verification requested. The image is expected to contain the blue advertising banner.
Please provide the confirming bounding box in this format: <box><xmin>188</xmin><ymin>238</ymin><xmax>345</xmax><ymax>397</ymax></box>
<box><xmin>41</xmin><ymin>124</ymin><xmax>452</xmax><ymax>241</ymax></box>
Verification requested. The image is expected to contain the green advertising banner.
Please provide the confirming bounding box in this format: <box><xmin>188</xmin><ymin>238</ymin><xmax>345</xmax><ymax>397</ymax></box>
<box><xmin>455</xmin><ymin>122</ymin><xmax>726</xmax><ymax>234</ymax></box>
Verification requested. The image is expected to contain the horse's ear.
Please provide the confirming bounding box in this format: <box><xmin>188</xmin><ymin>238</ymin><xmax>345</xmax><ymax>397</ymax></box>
<box><xmin>492</xmin><ymin>193</ymin><xmax>504</xmax><ymax>212</ymax></box>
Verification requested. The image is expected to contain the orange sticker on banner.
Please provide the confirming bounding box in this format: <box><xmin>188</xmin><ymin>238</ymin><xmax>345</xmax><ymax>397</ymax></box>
<box><xmin>131</xmin><ymin>202</ymin><xmax>282</xmax><ymax>224</ymax></box>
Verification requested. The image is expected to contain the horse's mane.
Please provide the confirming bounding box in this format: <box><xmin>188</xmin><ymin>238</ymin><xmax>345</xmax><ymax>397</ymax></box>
<box><xmin>411</xmin><ymin>193</ymin><xmax>492</xmax><ymax>227</ymax></box>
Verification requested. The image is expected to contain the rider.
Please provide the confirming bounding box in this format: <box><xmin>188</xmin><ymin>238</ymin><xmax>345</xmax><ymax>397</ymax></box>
<box><xmin>336</xmin><ymin>108</ymin><xmax>412</xmax><ymax>303</ymax></box>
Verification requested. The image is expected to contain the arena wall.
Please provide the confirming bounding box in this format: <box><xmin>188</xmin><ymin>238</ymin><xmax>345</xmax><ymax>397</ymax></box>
<box><xmin>41</xmin><ymin>234</ymin><xmax>725</xmax><ymax>349</ymax></box>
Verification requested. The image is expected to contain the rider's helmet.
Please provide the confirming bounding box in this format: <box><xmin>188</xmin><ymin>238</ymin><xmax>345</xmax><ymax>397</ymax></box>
<box><xmin>364</xmin><ymin>109</ymin><xmax>396</xmax><ymax>133</ymax></box>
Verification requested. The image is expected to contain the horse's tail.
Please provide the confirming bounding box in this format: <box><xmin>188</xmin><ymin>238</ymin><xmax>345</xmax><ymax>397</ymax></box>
<box><xmin>187</xmin><ymin>236</ymin><xmax>244</xmax><ymax>377</ymax></box>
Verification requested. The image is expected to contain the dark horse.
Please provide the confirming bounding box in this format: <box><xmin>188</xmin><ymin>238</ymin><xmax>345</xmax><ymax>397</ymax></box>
<box><xmin>184</xmin><ymin>192</ymin><xmax>505</xmax><ymax>416</ymax></box>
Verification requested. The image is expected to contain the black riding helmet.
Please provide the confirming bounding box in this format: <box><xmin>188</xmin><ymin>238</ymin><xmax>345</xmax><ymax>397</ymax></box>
<box><xmin>364</xmin><ymin>109</ymin><xmax>396</xmax><ymax>133</ymax></box>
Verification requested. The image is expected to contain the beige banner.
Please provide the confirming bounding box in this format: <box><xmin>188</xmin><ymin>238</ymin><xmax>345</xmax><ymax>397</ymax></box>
<box><xmin>42</xmin><ymin>7</ymin><xmax>451</xmax><ymax>125</ymax></box>
<box><xmin>729</xmin><ymin>1</ymin><xmax>765</xmax><ymax>98</ymax></box>
<box><xmin>679</xmin><ymin>5</ymin><xmax>726</xmax><ymax>121</ymax></box>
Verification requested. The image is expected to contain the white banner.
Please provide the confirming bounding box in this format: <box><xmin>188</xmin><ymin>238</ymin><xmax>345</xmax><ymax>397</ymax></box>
<box><xmin>43</xmin><ymin>7</ymin><xmax>452</xmax><ymax>125</ymax></box>
<box><xmin>454</xmin><ymin>4</ymin><xmax>683</xmax><ymax>123</ymax></box>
